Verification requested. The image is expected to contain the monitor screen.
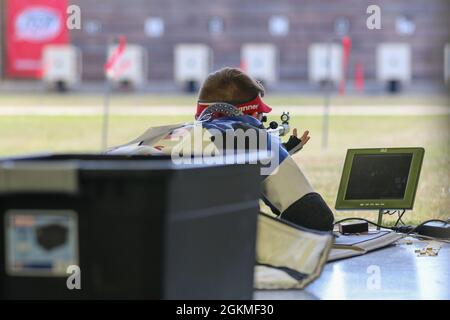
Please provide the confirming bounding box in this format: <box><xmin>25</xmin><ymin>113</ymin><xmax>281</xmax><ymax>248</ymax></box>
<box><xmin>335</xmin><ymin>148</ymin><xmax>424</xmax><ymax>210</ymax></box>
<box><xmin>345</xmin><ymin>153</ymin><xmax>413</xmax><ymax>200</ymax></box>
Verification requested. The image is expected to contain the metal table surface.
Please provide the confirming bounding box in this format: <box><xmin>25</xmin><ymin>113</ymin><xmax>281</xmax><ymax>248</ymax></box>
<box><xmin>254</xmin><ymin>237</ymin><xmax>450</xmax><ymax>300</ymax></box>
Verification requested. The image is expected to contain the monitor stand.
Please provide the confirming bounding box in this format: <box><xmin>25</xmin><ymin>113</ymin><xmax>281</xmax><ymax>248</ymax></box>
<box><xmin>377</xmin><ymin>209</ymin><xmax>407</xmax><ymax>230</ymax></box>
<box><xmin>377</xmin><ymin>209</ymin><xmax>384</xmax><ymax>230</ymax></box>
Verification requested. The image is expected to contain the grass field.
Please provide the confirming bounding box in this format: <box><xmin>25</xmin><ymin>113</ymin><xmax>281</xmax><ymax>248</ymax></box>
<box><xmin>0</xmin><ymin>109</ymin><xmax>448</xmax><ymax>225</ymax></box>
<box><xmin>0</xmin><ymin>93</ymin><xmax>448</xmax><ymax>106</ymax></box>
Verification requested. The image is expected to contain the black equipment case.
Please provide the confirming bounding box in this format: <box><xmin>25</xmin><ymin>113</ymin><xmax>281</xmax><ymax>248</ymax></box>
<box><xmin>0</xmin><ymin>154</ymin><xmax>262</xmax><ymax>299</ymax></box>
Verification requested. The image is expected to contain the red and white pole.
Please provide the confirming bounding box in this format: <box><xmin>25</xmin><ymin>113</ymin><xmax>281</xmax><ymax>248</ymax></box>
<box><xmin>339</xmin><ymin>36</ymin><xmax>352</xmax><ymax>95</ymax></box>
<box><xmin>102</xmin><ymin>35</ymin><xmax>127</xmax><ymax>150</ymax></box>
<box><xmin>354</xmin><ymin>62</ymin><xmax>365</xmax><ymax>93</ymax></box>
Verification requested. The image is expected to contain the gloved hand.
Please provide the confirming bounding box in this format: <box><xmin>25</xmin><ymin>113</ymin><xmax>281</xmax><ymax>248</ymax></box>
<box><xmin>283</xmin><ymin>129</ymin><xmax>310</xmax><ymax>155</ymax></box>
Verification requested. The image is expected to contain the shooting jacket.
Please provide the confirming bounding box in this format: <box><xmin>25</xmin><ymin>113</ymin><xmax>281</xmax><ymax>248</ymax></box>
<box><xmin>107</xmin><ymin>115</ymin><xmax>334</xmax><ymax>289</ymax></box>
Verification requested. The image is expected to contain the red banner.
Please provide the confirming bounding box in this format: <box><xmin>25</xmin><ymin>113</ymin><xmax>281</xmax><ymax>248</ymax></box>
<box><xmin>6</xmin><ymin>0</ymin><xmax>69</xmax><ymax>78</ymax></box>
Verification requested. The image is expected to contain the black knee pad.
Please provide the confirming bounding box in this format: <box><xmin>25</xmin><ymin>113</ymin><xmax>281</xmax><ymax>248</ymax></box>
<box><xmin>280</xmin><ymin>192</ymin><xmax>334</xmax><ymax>231</ymax></box>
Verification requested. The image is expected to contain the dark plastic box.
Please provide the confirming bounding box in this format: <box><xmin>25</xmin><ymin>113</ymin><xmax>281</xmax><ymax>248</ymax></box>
<box><xmin>0</xmin><ymin>154</ymin><xmax>262</xmax><ymax>299</ymax></box>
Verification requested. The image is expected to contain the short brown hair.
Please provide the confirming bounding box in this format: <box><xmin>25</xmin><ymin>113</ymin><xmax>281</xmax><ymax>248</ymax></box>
<box><xmin>198</xmin><ymin>67</ymin><xmax>265</xmax><ymax>104</ymax></box>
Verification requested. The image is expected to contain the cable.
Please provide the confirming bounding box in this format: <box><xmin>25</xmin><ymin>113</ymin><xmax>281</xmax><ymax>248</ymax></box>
<box><xmin>408</xmin><ymin>233</ymin><xmax>450</xmax><ymax>244</ymax></box>
<box><xmin>334</xmin><ymin>217</ymin><xmax>449</xmax><ymax>235</ymax></box>
<box><xmin>333</xmin><ymin>217</ymin><xmax>393</xmax><ymax>230</ymax></box>
<box><xmin>406</xmin><ymin>219</ymin><xmax>449</xmax><ymax>235</ymax></box>
<box><xmin>383</xmin><ymin>209</ymin><xmax>397</xmax><ymax>216</ymax></box>
<box><xmin>394</xmin><ymin>209</ymin><xmax>406</xmax><ymax>227</ymax></box>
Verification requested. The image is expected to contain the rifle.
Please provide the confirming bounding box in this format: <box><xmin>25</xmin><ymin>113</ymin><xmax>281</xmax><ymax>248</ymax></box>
<box><xmin>266</xmin><ymin>112</ymin><xmax>290</xmax><ymax>137</ymax></box>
